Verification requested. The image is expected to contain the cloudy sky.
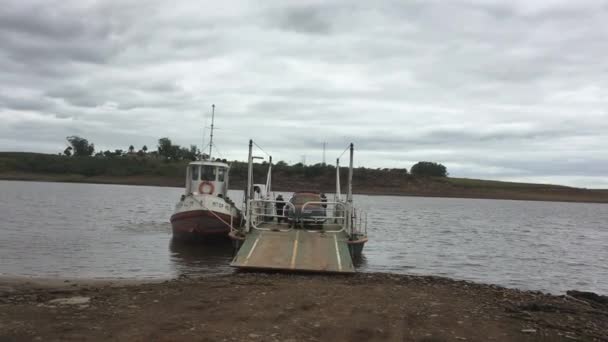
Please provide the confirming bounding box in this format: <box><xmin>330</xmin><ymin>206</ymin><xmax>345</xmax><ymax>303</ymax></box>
<box><xmin>1</xmin><ymin>0</ymin><xmax>607</xmax><ymax>188</ymax></box>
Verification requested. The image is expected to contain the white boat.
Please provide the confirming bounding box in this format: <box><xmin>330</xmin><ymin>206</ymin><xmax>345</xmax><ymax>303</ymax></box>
<box><xmin>170</xmin><ymin>105</ymin><xmax>242</xmax><ymax>240</ymax></box>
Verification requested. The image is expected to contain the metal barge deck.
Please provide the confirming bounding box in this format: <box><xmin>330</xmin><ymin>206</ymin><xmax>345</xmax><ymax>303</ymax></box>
<box><xmin>229</xmin><ymin>141</ymin><xmax>367</xmax><ymax>274</ymax></box>
<box><xmin>231</xmin><ymin>226</ymin><xmax>355</xmax><ymax>273</ymax></box>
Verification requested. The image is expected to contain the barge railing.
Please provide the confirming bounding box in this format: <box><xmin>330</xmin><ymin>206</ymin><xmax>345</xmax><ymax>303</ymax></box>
<box><xmin>300</xmin><ymin>201</ymin><xmax>347</xmax><ymax>232</ymax></box>
<box><xmin>249</xmin><ymin>199</ymin><xmax>296</xmax><ymax>231</ymax></box>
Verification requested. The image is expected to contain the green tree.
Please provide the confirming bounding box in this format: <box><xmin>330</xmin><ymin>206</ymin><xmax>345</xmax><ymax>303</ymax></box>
<box><xmin>128</xmin><ymin>145</ymin><xmax>135</xmax><ymax>153</ymax></box>
<box><xmin>63</xmin><ymin>146</ymin><xmax>72</xmax><ymax>156</ymax></box>
<box><xmin>157</xmin><ymin>138</ymin><xmax>174</xmax><ymax>159</ymax></box>
<box><xmin>188</xmin><ymin>145</ymin><xmax>199</xmax><ymax>160</ymax></box>
<box><xmin>177</xmin><ymin>145</ymin><xmax>198</xmax><ymax>161</ymax></box>
<box><xmin>411</xmin><ymin>161</ymin><xmax>448</xmax><ymax>177</ymax></box>
<box><xmin>66</xmin><ymin>136</ymin><xmax>94</xmax><ymax>156</ymax></box>
<box><xmin>142</xmin><ymin>145</ymin><xmax>148</xmax><ymax>153</ymax></box>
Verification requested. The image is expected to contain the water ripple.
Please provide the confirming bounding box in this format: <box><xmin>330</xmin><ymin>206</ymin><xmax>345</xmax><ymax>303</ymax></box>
<box><xmin>1</xmin><ymin>181</ymin><xmax>607</xmax><ymax>294</ymax></box>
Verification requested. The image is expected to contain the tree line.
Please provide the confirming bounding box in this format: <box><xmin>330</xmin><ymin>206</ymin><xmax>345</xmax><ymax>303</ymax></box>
<box><xmin>62</xmin><ymin>136</ymin><xmax>202</xmax><ymax>161</ymax></box>
<box><xmin>60</xmin><ymin>135</ymin><xmax>448</xmax><ymax>177</ymax></box>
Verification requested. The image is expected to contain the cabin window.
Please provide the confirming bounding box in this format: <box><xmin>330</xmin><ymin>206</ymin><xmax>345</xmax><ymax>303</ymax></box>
<box><xmin>217</xmin><ymin>168</ymin><xmax>226</xmax><ymax>182</ymax></box>
<box><xmin>201</xmin><ymin>166</ymin><xmax>216</xmax><ymax>181</ymax></box>
<box><xmin>191</xmin><ymin>165</ymin><xmax>199</xmax><ymax>180</ymax></box>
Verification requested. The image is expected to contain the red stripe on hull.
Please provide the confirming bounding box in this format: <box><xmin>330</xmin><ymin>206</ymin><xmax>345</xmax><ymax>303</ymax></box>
<box><xmin>170</xmin><ymin>209</ymin><xmax>238</xmax><ymax>239</ymax></box>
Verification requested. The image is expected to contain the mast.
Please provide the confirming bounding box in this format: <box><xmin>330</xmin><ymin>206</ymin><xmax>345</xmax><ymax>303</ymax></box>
<box><xmin>322</xmin><ymin>142</ymin><xmax>326</xmax><ymax>166</ymax></box>
<box><xmin>208</xmin><ymin>104</ymin><xmax>215</xmax><ymax>159</ymax></box>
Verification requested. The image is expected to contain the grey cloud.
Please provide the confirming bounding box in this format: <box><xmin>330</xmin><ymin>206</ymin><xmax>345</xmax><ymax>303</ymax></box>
<box><xmin>0</xmin><ymin>1</ymin><xmax>118</xmax><ymax>39</ymax></box>
<box><xmin>0</xmin><ymin>94</ymin><xmax>55</xmax><ymax>112</ymax></box>
<box><xmin>275</xmin><ymin>5</ymin><xmax>334</xmax><ymax>34</ymax></box>
<box><xmin>0</xmin><ymin>0</ymin><xmax>607</xmax><ymax>188</ymax></box>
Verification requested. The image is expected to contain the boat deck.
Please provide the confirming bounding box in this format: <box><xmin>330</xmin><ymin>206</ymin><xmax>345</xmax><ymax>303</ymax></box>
<box><xmin>230</xmin><ymin>223</ymin><xmax>355</xmax><ymax>273</ymax></box>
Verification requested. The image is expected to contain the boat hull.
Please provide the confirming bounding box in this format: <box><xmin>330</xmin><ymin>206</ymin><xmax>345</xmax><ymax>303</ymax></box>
<box><xmin>170</xmin><ymin>209</ymin><xmax>237</xmax><ymax>241</ymax></box>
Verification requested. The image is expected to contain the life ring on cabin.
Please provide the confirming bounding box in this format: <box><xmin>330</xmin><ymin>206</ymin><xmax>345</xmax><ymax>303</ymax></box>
<box><xmin>198</xmin><ymin>181</ymin><xmax>215</xmax><ymax>194</ymax></box>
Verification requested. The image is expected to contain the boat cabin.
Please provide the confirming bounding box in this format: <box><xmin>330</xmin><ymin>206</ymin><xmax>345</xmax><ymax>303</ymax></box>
<box><xmin>185</xmin><ymin>161</ymin><xmax>230</xmax><ymax>197</ymax></box>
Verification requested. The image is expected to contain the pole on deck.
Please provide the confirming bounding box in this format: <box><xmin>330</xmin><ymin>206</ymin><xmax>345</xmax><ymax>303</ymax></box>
<box><xmin>335</xmin><ymin>158</ymin><xmax>341</xmax><ymax>201</ymax></box>
<box><xmin>347</xmin><ymin>143</ymin><xmax>353</xmax><ymax>203</ymax></box>
<box><xmin>267</xmin><ymin>156</ymin><xmax>272</xmax><ymax>195</ymax></box>
<box><xmin>347</xmin><ymin>143</ymin><xmax>354</xmax><ymax>235</ymax></box>
<box><xmin>246</xmin><ymin>139</ymin><xmax>253</xmax><ymax>232</ymax></box>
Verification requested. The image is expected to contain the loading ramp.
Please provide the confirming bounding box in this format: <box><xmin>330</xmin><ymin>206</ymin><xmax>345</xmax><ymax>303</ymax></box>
<box><xmin>230</xmin><ymin>228</ymin><xmax>355</xmax><ymax>273</ymax></box>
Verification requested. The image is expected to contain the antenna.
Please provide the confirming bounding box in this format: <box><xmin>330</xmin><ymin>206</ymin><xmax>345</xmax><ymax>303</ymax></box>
<box><xmin>208</xmin><ymin>104</ymin><xmax>215</xmax><ymax>159</ymax></box>
<box><xmin>322</xmin><ymin>142</ymin><xmax>326</xmax><ymax>166</ymax></box>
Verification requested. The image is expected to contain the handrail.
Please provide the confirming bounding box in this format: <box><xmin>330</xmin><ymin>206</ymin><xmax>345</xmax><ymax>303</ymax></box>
<box><xmin>249</xmin><ymin>199</ymin><xmax>295</xmax><ymax>232</ymax></box>
<box><xmin>300</xmin><ymin>201</ymin><xmax>347</xmax><ymax>233</ymax></box>
<box><xmin>349</xmin><ymin>208</ymin><xmax>368</xmax><ymax>237</ymax></box>
<box><xmin>300</xmin><ymin>201</ymin><xmax>346</xmax><ymax>220</ymax></box>
<box><xmin>246</xmin><ymin>198</ymin><xmax>368</xmax><ymax>238</ymax></box>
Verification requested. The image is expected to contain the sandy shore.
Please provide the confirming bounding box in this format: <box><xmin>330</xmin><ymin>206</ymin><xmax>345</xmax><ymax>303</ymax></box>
<box><xmin>1</xmin><ymin>273</ymin><xmax>606</xmax><ymax>342</ymax></box>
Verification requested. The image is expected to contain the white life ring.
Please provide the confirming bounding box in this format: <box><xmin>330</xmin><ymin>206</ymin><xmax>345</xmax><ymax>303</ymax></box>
<box><xmin>198</xmin><ymin>181</ymin><xmax>215</xmax><ymax>194</ymax></box>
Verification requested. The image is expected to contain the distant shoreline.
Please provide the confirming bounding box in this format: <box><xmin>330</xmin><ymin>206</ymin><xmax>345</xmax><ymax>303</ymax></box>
<box><xmin>2</xmin><ymin>172</ymin><xmax>607</xmax><ymax>204</ymax></box>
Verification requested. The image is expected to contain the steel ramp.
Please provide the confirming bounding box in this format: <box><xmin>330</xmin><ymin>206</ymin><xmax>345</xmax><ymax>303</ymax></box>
<box><xmin>231</xmin><ymin>229</ymin><xmax>355</xmax><ymax>273</ymax></box>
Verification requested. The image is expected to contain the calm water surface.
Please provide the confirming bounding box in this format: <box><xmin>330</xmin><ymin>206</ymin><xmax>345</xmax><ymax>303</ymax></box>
<box><xmin>1</xmin><ymin>180</ymin><xmax>607</xmax><ymax>294</ymax></box>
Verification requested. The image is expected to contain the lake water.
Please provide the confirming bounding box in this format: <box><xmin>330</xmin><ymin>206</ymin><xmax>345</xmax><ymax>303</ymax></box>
<box><xmin>1</xmin><ymin>180</ymin><xmax>607</xmax><ymax>295</ymax></box>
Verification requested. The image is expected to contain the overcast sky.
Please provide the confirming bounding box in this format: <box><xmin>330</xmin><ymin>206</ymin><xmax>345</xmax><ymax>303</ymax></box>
<box><xmin>1</xmin><ymin>0</ymin><xmax>607</xmax><ymax>188</ymax></box>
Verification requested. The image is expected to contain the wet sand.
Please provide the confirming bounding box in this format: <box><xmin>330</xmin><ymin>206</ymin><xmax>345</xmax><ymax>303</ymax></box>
<box><xmin>1</xmin><ymin>273</ymin><xmax>606</xmax><ymax>341</ymax></box>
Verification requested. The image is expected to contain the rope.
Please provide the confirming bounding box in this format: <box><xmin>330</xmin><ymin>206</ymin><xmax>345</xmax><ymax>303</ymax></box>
<box><xmin>252</xmin><ymin>141</ymin><xmax>271</xmax><ymax>158</ymax></box>
<box><xmin>194</xmin><ymin>197</ymin><xmax>238</xmax><ymax>232</ymax></box>
<box><xmin>212</xmin><ymin>143</ymin><xmax>226</xmax><ymax>160</ymax></box>
<box><xmin>337</xmin><ymin>144</ymin><xmax>350</xmax><ymax>161</ymax></box>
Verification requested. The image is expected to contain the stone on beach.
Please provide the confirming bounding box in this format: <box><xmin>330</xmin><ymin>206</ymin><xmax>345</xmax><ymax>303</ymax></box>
<box><xmin>48</xmin><ymin>296</ymin><xmax>90</xmax><ymax>305</ymax></box>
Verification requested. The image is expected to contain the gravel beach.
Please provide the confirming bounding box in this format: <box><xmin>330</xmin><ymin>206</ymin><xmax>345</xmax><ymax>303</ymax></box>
<box><xmin>1</xmin><ymin>273</ymin><xmax>607</xmax><ymax>341</ymax></box>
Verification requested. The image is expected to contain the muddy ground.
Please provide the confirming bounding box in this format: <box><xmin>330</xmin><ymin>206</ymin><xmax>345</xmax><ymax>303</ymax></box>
<box><xmin>1</xmin><ymin>273</ymin><xmax>606</xmax><ymax>342</ymax></box>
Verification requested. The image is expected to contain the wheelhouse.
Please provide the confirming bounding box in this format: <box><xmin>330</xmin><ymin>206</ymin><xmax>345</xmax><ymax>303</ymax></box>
<box><xmin>185</xmin><ymin>161</ymin><xmax>230</xmax><ymax>197</ymax></box>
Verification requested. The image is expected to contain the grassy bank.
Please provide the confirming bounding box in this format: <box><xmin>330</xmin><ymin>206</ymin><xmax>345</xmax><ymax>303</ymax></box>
<box><xmin>1</xmin><ymin>152</ymin><xmax>607</xmax><ymax>203</ymax></box>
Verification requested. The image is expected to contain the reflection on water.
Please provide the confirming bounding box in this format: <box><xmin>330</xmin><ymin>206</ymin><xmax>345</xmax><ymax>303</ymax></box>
<box><xmin>169</xmin><ymin>238</ymin><xmax>234</xmax><ymax>277</ymax></box>
<box><xmin>351</xmin><ymin>254</ymin><xmax>367</xmax><ymax>269</ymax></box>
<box><xmin>1</xmin><ymin>180</ymin><xmax>607</xmax><ymax>295</ymax></box>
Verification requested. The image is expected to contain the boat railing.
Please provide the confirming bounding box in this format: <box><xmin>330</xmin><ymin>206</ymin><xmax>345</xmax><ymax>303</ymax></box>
<box><xmin>300</xmin><ymin>201</ymin><xmax>347</xmax><ymax>232</ymax></box>
<box><xmin>350</xmin><ymin>207</ymin><xmax>368</xmax><ymax>238</ymax></box>
<box><xmin>249</xmin><ymin>199</ymin><xmax>296</xmax><ymax>232</ymax></box>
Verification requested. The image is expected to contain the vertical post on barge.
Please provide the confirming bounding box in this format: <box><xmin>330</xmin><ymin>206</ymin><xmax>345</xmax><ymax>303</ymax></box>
<box><xmin>267</xmin><ymin>156</ymin><xmax>272</xmax><ymax>194</ymax></box>
<box><xmin>347</xmin><ymin>143</ymin><xmax>354</xmax><ymax>235</ymax></box>
<box><xmin>335</xmin><ymin>158</ymin><xmax>341</xmax><ymax>201</ymax></box>
<box><xmin>245</xmin><ymin>139</ymin><xmax>253</xmax><ymax>232</ymax></box>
